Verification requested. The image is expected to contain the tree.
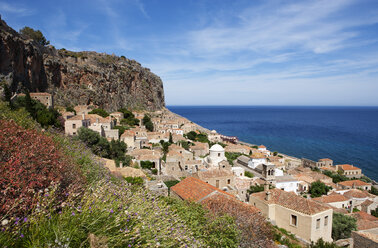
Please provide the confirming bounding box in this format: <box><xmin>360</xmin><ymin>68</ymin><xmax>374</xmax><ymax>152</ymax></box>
<box><xmin>169</xmin><ymin>132</ymin><xmax>173</xmax><ymax>143</ymax></box>
<box><xmin>369</xmin><ymin>187</ymin><xmax>378</xmax><ymax>196</ymax></box>
<box><xmin>88</xmin><ymin>108</ymin><xmax>109</xmax><ymax>117</ymax></box>
<box><xmin>309</xmin><ymin>180</ymin><xmax>331</xmax><ymax>198</ymax></box>
<box><xmin>19</xmin><ymin>26</ymin><xmax>50</xmax><ymax>46</ymax></box>
<box><xmin>2</xmin><ymin>83</ymin><xmax>12</xmax><ymax>103</ymax></box>
<box><xmin>24</xmin><ymin>91</ymin><xmax>34</xmax><ymax>117</ymax></box>
<box><xmin>273</xmin><ymin>151</ymin><xmax>278</xmax><ymax>156</ymax></box>
<box><xmin>371</xmin><ymin>207</ymin><xmax>378</xmax><ymax>217</ymax></box>
<box><xmin>332</xmin><ymin>212</ymin><xmax>357</xmax><ymax>240</ymax></box>
<box><xmin>142</xmin><ymin>114</ymin><xmax>154</xmax><ymax>131</ymax></box>
<box><xmin>186</xmin><ymin>131</ymin><xmax>197</xmax><ymax>141</ymax></box>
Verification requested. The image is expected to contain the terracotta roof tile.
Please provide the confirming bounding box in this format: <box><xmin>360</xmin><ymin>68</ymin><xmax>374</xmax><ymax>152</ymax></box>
<box><xmin>338</xmin><ymin>164</ymin><xmax>361</xmax><ymax>171</ymax></box>
<box><xmin>343</xmin><ymin>189</ymin><xmax>371</xmax><ymax>199</ymax></box>
<box><xmin>313</xmin><ymin>194</ymin><xmax>349</xmax><ymax>203</ymax></box>
<box><xmin>171</xmin><ymin>177</ymin><xmax>234</xmax><ymax>202</ymax></box>
<box><xmin>339</xmin><ymin>180</ymin><xmax>371</xmax><ymax>187</ymax></box>
<box><xmin>319</xmin><ymin>158</ymin><xmax>332</xmax><ymax>161</ymax></box>
<box><xmin>251</xmin><ymin>188</ymin><xmax>331</xmax><ymax>215</ymax></box>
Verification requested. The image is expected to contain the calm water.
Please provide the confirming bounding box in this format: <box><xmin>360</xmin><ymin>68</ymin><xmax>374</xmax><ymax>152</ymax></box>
<box><xmin>168</xmin><ymin>106</ymin><xmax>378</xmax><ymax>181</ymax></box>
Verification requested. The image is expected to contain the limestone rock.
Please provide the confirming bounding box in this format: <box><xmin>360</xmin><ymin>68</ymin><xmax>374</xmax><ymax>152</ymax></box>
<box><xmin>0</xmin><ymin>17</ymin><xmax>165</xmax><ymax>111</ymax></box>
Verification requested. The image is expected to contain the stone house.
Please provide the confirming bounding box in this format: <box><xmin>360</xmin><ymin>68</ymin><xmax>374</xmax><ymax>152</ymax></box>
<box><xmin>339</xmin><ymin>189</ymin><xmax>373</xmax><ymax>211</ymax></box>
<box><xmin>234</xmin><ymin>177</ymin><xmax>254</xmax><ymax>202</ymax></box>
<box><xmin>337</xmin><ymin>164</ymin><xmax>362</xmax><ymax>178</ymax></box>
<box><xmin>317</xmin><ymin>158</ymin><xmax>333</xmax><ymax>167</ymax></box>
<box><xmin>109</xmin><ymin>112</ymin><xmax>124</xmax><ymax>124</ymax></box>
<box><xmin>120</xmin><ymin>130</ymin><xmax>136</xmax><ymax>150</ymax></box>
<box><xmin>208</xmin><ymin>130</ymin><xmax>222</xmax><ymax>143</ymax></box>
<box><xmin>275</xmin><ymin>175</ymin><xmax>300</xmax><ymax>193</ymax></box>
<box><xmin>250</xmin><ymin>188</ymin><xmax>333</xmax><ymax>243</ymax></box>
<box><xmin>30</xmin><ymin>92</ymin><xmax>54</xmax><ymax>109</ymax></box>
<box><xmin>338</xmin><ymin>180</ymin><xmax>372</xmax><ymax>191</ymax></box>
<box><xmin>361</xmin><ymin>200</ymin><xmax>378</xmax><ymax>215</ymax></box>
<box><xmin>64</xmin><ymin>114</ymin><xmax>91</xmax><ymax>136</ymax></box>
<box><xmin>193</xmin><ymin>168</ymin><xmax>236</xmax><ymax>194</ymax></box>
<box><xmin>248</xmin><ymin>152</ymin><xmax>267</xmax><ymax>169</ymax></box>
<box><xmin>190</xmin><ymin>142</ymin><xmax>209</xmax><ymax>157</ymax></box>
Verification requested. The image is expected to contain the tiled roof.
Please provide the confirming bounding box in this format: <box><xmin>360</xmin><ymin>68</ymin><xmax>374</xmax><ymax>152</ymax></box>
<box><xmin>202</xmin><ymin>192</ymin><xmax>260</xmax><ymax>213</ymax></box>
<box><xmin>339</xmin><ymin>180</ymin><xmax>371</xmax><ymax>187</ymax></box>
<box><xmin>343</xmin><ymin>189</ymin><xmax>370</xmax><ymax>199</ymax></box>
<box><xmin>121</xmin><ymin>130</ymin><xmax>135</xmax><ymax>137</ymax></box>
<box><xmin>361</xmin><ymin>199</ymin><xmax>374</xmax><ymax>207</ymax></box>
<box><xmin>258</xmin><ymin>145</ymin><xmax>266</xmax><ymax>148</ymax></box>
<box><xmin>171</xmin><ymin>177</ymin><xmax>234</xmax><ymax>202</ymax></box>
<box><xmin>197</xmin><ymin>168</ymin><xmax>233</xmax><ymax>178</ymax></box>
<box><xmin>313</xmin><ymin>193</ymin><xmax>349</xmax><ymax>203</ymax></box>
<box><xmin>350</xmin><ymin>211</ymin><xmax>378</xmax><ymax>222</ymax></box>
<box><xmin>67</xmin><ymin>114</ymin><xmax>111</xmax><ymax>123</ymax></box>
<box><xmin>251</xmin><ymin>188</ymin><xmax>331</xmax><ymax>215</ymax></box>
<box><xmin>338</xmin><ymin>164</ymin><xmax>361</xmax><ymax>171</ymax></box>
<box><xmin>275</xmin><ymin>175</ymin><xmax>298</xmax><ymax>183</ymax></box>
<box><xmin>319</xmin><ymin>158</ymin><xmax>332</xmax><ymax>161</ymax></box>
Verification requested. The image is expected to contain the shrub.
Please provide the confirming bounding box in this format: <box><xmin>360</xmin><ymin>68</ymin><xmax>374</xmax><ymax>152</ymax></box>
<box><xmin>245</xmin><ymin>171</ymin><xmax>254</xmax><ymax>178</ymax></box>
<box><xmin>203</xmin><ymin>194</ymin><xmax>275</xmax><ymax>248</ymax></box>
<box><xmin>0</xmin><ymin>120</ymin><xmax>83</xmax><ymax>218</ymax></box>
<box><xmin>247</xmin><ymin>184</ymin><xmax>265</xmax><ymax>194</ymax></box>
<box><xmin>124</xmin><ymin>176</ymin><xmax>144</xmax><ymax>186</ymax></box>
<box><xmin>140</xmin><ymin>160</ymin><xmax>154</xmax><ymax>170</ymax></box>
<box><xmin>88</xmin><ymin>108</ymin><xmax>109</xmax><ymax>117</ymax></box>
<box><xmin>142</xmin><ymin>114</ymin><xmax>154</xmax><ymax>131</ymax></box>
<box><xmin>310</xmin><ymin>238</ymin><xmax>340</xmax><ymax>248</ymax></box>
<box><xmin>332</xmin><ymin>212</ymin><xmax>357</xmax><ymax>240</ymax></box>
<box><xmin>225</xmin><ymin>152</ymin><xmax>243</xmax><ymax>165</ymax></box>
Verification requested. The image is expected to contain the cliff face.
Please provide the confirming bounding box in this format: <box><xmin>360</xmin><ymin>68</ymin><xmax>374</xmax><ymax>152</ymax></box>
<box><xmin>0</xmin><ymin>18</ymin><xmax>165</xmax><ymax>111</ymax></box>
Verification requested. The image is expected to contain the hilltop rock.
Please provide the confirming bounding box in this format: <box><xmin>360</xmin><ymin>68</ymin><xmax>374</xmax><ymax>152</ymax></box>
<box><xmin>0</xmin><ymin>17</ymin><xmax>165</xmax><ymax>111</ymax></box>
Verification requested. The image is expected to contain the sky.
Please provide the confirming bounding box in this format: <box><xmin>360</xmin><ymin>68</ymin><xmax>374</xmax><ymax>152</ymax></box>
<box><xmin>1</xmin><ymin>0</ymin><xmax>378</xmax><ymax>106</ymax></box>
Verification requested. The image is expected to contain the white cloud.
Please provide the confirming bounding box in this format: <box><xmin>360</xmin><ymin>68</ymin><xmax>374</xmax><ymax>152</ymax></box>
<box><xmin>0</xmin><ymin>1</ymin><xmax>34</xmax><ymax>16</ymax></box>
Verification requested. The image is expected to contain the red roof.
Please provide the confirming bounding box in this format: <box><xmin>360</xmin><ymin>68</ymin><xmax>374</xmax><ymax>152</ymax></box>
<box><xmin>338</xmin><ymin>164</ymin><xmax>361</xmax><ymax>171</ymax></box>
<box><xmin>171</xmin><ymin>177</ymin><xmax>235</xmax><ymax>202</ymax></box>
<box><xmin>313</xmin><ymin>194</ymin><xmax>349</xmax><ymax>203</ymax></box>
<box><xmin>338</xmin><ymin>180</ymin><xmax>371</xmax><ymax>187</ymax></box>
<box><xmin>251</xmin><ymin>188</ymin><xmax>331</xmax><ymax>215</ymax></box>
<box><xmin>319</xmin><ymin>158</ymin><xmax>332</xmax><ymax>161</ymax></box>
<box><xmin>258</xmin><ymin>145</ymin><xmax>266</xmax><ymax>148</ymax></box>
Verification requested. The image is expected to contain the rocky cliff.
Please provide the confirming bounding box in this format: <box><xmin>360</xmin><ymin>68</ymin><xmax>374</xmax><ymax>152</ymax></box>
<box><xmin>0</xmin><ymin>17</ymin><xmax>165</xmax><ymax>111</ymax></box>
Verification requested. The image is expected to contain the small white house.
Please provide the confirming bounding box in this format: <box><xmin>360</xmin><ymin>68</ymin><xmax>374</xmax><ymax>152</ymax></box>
<box><xmin>248</xmin><ymin>153</ymin><xmax>266</xmax><ymax>169</ymax></box>
<box><xmin>231</xmin><ymin>167</ymin><xmax>245</xmax><ymax>177</ymax></box>
<box><xmin>275</xmin><ymin>175</ymin><xmax>299</xmax><ymax>194</ymax></box>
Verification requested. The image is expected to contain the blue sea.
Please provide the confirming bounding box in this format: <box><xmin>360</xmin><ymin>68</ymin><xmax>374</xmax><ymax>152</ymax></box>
<box><xmin>168</xmin><ymin>106</ymin><xmax>378</xmax><ymax>181</ymax></box>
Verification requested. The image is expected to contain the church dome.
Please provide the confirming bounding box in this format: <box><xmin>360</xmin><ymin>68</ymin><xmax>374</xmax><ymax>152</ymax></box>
<box><xmin>210</xmin><ymin>130</ymin><xmax>217</xmax><ymax>134</ymax></box>
<box><xmin>209</xmin><ymin>144</ymin><xmax>224</xmax><ymax>152</ymax></box>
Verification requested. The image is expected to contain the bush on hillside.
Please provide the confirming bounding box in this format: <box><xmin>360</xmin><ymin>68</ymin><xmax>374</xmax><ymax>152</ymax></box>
<box><xmin>225</xmin><ymin>152</ymin><xmax>243</xmax><ymax>165</ymax></box>
<box><xmin>309</xmin><ymin>180</ymin><xmax>331</xmax><ymax>198</ymax></box>
<box><xmin>245</xmin><ymin>171</ymin><xmax>254</xmax><ymax>178</ymax></box>
<box><xmin>142</xmin><ymin>114</ymin><xmax>154</xmax><ymax>131</ymax></box>
<box><xmin>19</xmin><ymin>26</ymin><xmax>50</xmax><ymax>46</ymax></box>
<box><xmin>88</xmin><ymin>108</ymin><xmax>109</xmax><ymax>117</ymax></box>
<box><xmin>0</xmin><ymin>120</ymin><xmax>83</xmax><ymax>218</ymax></box>
<box><xmin>203</xmin><ymin>195</ymin><xmax>275</xmax><ymax>248</ymax></box>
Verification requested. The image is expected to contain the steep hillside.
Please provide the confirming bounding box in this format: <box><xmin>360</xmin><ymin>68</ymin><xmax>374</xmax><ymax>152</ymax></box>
<box><xmin>0</xmin><ymin>17</ymin><xmax>165</xmax><ymax>111</ymax></box>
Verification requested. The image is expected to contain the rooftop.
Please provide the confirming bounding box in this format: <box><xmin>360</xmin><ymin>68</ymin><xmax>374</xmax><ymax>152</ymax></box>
<box><xmin>343</xmin><ymin>189</ymin><xmax>371</xmax><ymax>199</ymax></box>
<box><xmin>313</xmin><ymin>193</ymin><xmax>349</xmax><ymax>203</ymax></box>
<box><xmin>339</xmin><ymin>180</ymin><xmax>371</xmax><ymax>187</ymax></box>
<box><xmin>197</xmin><ymin>168</ymin><xmax>233</xmax><ymax>178</ymax></box>
<box><xmin>275</xmin><ymin>175</ymin><xmax>298</xmax><ymax>183</ymax></box>
<box><xmin>251</xmin><ymin>188</ymin><xmax>331</xmax><ymax>215</ymax></box>
<box><xmin>171</xmin><ymin>177</ymin><xmax>234</xmax><ymax>202</ymax></box>
<box><xmin>338</xmin><ymin>164</ymin><xmax>361</xmax><ymax>171</ymax></box>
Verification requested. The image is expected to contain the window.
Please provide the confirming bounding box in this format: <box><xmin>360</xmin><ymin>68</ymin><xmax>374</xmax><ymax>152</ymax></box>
<box><xmin>291</xmin><ymin>215</ymin><xmax>297</xmax><ymax>227</ymax></box>
<box><xmin>316</xmin><ymin>218</ymin><xmax>321</xmax><ymax>229</ymax></box>
<box><xmin>72</xmin><ymin>124</ymin><xmax>76</xmax><ymax>129</ymax></box>
<box><xmin>324</xmin><ymin>216</ymin><xmax>328</xmax><ymax>226</ymax></box>
<box><xmin>185</xmin><ymin>165</ymin><xmax>188</xmax><ymax>170</ymax></box>
<box><xmin>218</xmin><ymin>153</ymin><xmax>220</xmax><ymax>157</ymax></box>
<box><xmin>227</xmin><ymin>179</ymin><xmax>231</xmax><ymax>184</ymax></box>
<box><xmin>73</xmin><ymin>132</ymin><xmax>76</xmax><ymax>135</ymax></box>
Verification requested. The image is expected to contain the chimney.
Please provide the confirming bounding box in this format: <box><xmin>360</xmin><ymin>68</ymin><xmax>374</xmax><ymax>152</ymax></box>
<box><xmin>265</xmin><ymin>191</ymin><xmax>271</xmax><ymax>201</ymax></box>
<box><xmin>96</xmin><ymin>118</ymin><xmax>99</xmax><ymax>124</ymax></box>
<box><xmin>119</xmin><ymin>162</ymin><xmax>123</xmax><ymax>168</ymax></box>
<box><xmin>264</xmin><ymin>183</ymin><xmax>270</xmax><ymax>191</ymax></box>
<box><xmin>352</xmin><ymin>183</ymin><xmax>356</xmax><ymax>189</ymax></box>
<box><xmin>82</xmin><ymin>113</ymin><xmax>85</xmax><ymax>120</ymax></box>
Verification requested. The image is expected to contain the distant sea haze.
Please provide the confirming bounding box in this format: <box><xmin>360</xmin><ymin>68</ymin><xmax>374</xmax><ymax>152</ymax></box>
<box><xmin>168</xmin><ymin>106</ymin><xmax>378</xmax><ymax>181</ymax></box>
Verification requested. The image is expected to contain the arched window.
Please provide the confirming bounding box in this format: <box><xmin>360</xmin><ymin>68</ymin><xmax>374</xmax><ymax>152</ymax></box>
<box><xmin>218</xmin><ymin>153</ymin><xmax>221</xmax><ymax>157</ymax></box>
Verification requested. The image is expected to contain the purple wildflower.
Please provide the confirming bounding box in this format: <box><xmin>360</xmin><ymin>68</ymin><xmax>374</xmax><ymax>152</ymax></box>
<box><xmin>20</xmin><ymin>234</ymin><xmax>24</xmax><ymax>238</ymax></box>
<box><xmin>110</xmin><ymin>209</ymin><xmax>113</xmax><ymax>213</ymax></box>
<box><xmin>72</xmin><ymin>212</ymin><xmax>75</xmax><ymax>216</ymax></box>
<box><xmin>23</xmin><ymin>217</ymin><xmax>27</xmax><ymax>223</ymax></box>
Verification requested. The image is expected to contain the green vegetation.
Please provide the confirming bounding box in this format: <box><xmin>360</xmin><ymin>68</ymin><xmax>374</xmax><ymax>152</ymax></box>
<box><xmin>124</xmin><ymin>176</ymin><xmax>144</xmax><ymax>186</ymax></box>
<box><xmin>88</xmin><ymin>108</ymin><xmax>109</xmax><ymax>117</ymax></box>
<box><xmin>332</xmin><ymin>212</ymin><xmax>357</xmax><ymax>240</ymax></box>
<box><xmin>310</xmin><ymin>239</ymin><xmax>340</xmax><ymax>248</ymax></box>
<box><xmin>273</xmin><ymin>151</ymin><xmax>278</xmax><ymax>156</ymax></box>
<box><xmin>225</xmin><ymin>152</ymin><xmax>243</xmax><ymax>165</ymax></box>
<box><xmin>371</xmin><ymin>207</ymin><xmax>378</xmax><ymax>217</ymax></box>
<box><xmin>1</xmin><ymin>99</ymin><xmax>246</xmax><ymax>247</ymax></box>
<box><xmin>247</xmin><ymin>184</ymin><xmax>265</xmax><ymax>194</ymax></box>
<box><xmin>142</xmin><ymin>114</ymin><xmax>154</xmax><ymax>131</ymax></box>
<box><xmin>11</xmin><ymin>92</ymin><xmax>62</xmax><ymax>128</ymax></box>
<box><xmin>323</xmin><ymin>170</ymin><xmax>349</xmax><ymax>183</ymax></box>
<box><xmin>59</xmin><ymin>49</ymin><xmax>87</xmax><ymax>59</ymax></box>
<box><xmin>164</xmin><ymin>180</ymin><xmax>180</xmax><ymax>193</ymax></box>
<box><xmin>359</xmin><ymin>175</ymin><xmax>372</xmax><ymax>183</ymax></box>
<box><xmin>113</xmin><ymin>125</ymin><xmax>128</xmax><ymax>137</ymax></box>
<box><xmin>162</xmin><ymin>197</ymin><xmax>240</xmax><ymax>248</ymax></box>
<box><xmin>76</xmin><ymin>127</ymin><xmax>131</xmax><ymax>166</ymax></box>
<box><xmin>273</xmin><ymin>226</ymin><xmax>301</xmax><ymax>248</ymax></box>
<box><xmin>177</xmin><ymin>140</ymin><xmax>191</xmax><ymax>150</ymax></box>
<box><xmin>352</xmin><ymin>207</ymin><xmax>360</xmax><ymax>213</ymax></box>
<box><xmin>118</xmin><ymin>108</ymin><xmax>139</xmax><ymax>126</ymax></box>
<box><xmin>19</xmin><ymin>26</ymin><xmax>49</xmax><ymax>46</ymax></box>
<box><xmin>370</xmin><ymin>187</ymin><xmax>378</xmax><ymax>196</ymax></box>
<box><xmin>186</xmin><ymin>131</ymin><xmax>209</xmax><ymax>143</ymax></box>
<box><xmin>65</xmin><ymin>106</ymin><xmax>76</xmax><ymax>114</ymax></box>
<box><xmin>309</xmin><ymin>180</ymin><xmax>331</xmax><ymax>198</ymax></box>
<box><xmin>140</xmin><ymin>160</ymin><xmax>155</xmax><ymax>170</ymax></box>
<box><xmin>244</xmin><ymin>171</ymin><xmax>254</xmax><ymax>178</ymax></box>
